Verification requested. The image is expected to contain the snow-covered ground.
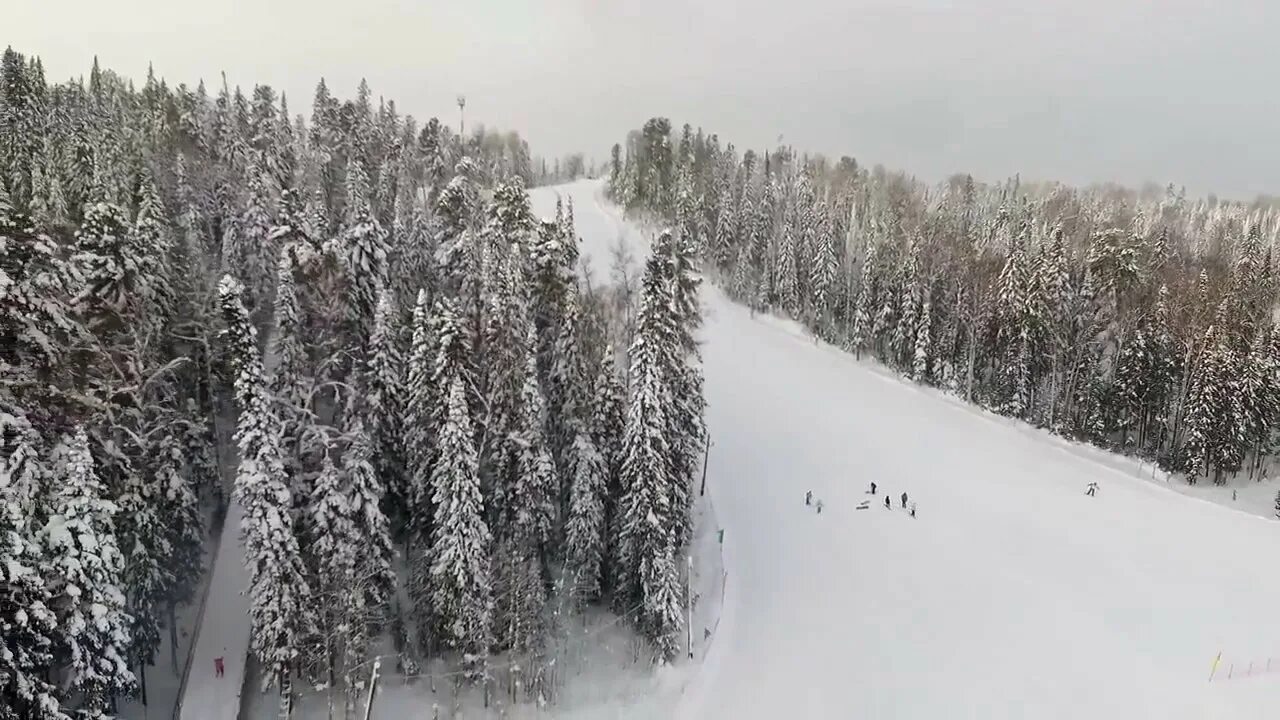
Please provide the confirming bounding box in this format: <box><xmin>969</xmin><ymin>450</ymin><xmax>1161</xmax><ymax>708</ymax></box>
<box><xmin>176</xmin><ymin>414</ymin><xmax>253</xmax><ymax>720</ymax></box>
<box><xmin>177</xmin><ymin>499</ymin><xmax>250</xmax><ymax>720</ymax></box>
<box><xmin>180</xmin><ymin>178</ymin><xmax>1280</xmax><ymax>719</ymax></box>
<box><xmin>543</xmin><ymin>178</ymin><xmax>1280</xmax><ymax>720</ymax></box>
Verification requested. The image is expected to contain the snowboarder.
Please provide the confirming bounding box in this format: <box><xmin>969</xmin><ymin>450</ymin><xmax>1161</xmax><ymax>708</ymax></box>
<box><xmin>816</xmin><ymin>499</ymin><xmax>824</xmax><ymax>514</ymax></box>
<box><xmin>884</xmin><ymin>496</ymin><xmax>891</xmax><ymax>509</ymax></box>
<box><xmin>900</xmin><ymin>492</ymin><xmax>908</xmax><ymax>509</ymax></box>
<box><xmin>870</xmin><ymin>482</ymin><xmax>877</xmax><ymax>495</ymax></box>
<box><xmin>805</xmin><ymin>490</ymin><xmax>812</xmax><ymax>506</ymax></box>
<box><xmin>1085</xmin><ymin>482</ymin><xmax>1098</xmax><ymax>497</ymax></box>
<box><xmin>909</xmin><ymin>503</ymin><xmax>917</xmax><ymax>518</ymax></box>
<box><xmin>214</xmin><ymin>655</ymin><xmax>225</xmax><ymax>678</ymax></box>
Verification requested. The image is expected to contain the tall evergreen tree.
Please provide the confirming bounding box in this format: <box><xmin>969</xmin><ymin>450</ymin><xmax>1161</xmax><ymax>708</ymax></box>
<box><xmin>429</xmin><ymin>378</ymin><xmax>493</xmax><ymax>677</ymax></box>
<box><xmin>218</xmin><ymin>275</ymin><xmax>315</xmax><ymax>689</ymax></box>
<box><xmin>42</xmin><ymin>429</ymin><xmax>134</xmax><ymax>716</ymax></box>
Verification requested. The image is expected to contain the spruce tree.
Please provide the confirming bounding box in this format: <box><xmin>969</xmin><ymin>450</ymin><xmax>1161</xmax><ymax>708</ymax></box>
<box><xmin>913</xmin><ymin>295</ymin><xmax>932</xmax><ymax>383</ymax></box>
<box><xmin>74</xmin><ymin>199</ymin><xmax>134</xmax><ymax>333</ymax></box>
<box><xmin>131</xmin><ymin>170</ymin><xmax>174</xmax><ymax>344</ymax></box>
<box><xmin>564</xmin><ymin>431</ymin><xmax>608</xmax><ymax>603</ymax></box>
<box><xmin>0</xmin><ymin>425</ymin><xmax>63</xmax><ymax>719</ymax></box>
<box><xmin>42</xmin><ymin>429</ymin><xmax>134</xmax><ymax>716</ymax></box>
<box><xmin>340</xmin><ymin>154</ymin><xmax>389</xmax><ymax>342</ymax></box>
<box><xmin>429</xmin><ymin>378</ymin><xmax>493</xmax><ymax>677</ymax></box>
<box><xmin>513</xmin><ymin>332</ymin><xmax>558</xmax><ymax>561</ymax></box>
<box><xmin>366</xmin><ymin>285</ymin><xmax>408</xmax><ymax>534</ymax></box>
<box><xmin>218</xmin><ymin>275</ymin><xmax>315</xmax><ymax>690</ymax></box>
<box><xmin>616</xmin><ymin>249</ymin><xmax>677</xmax><ymax>609</ymax></box>
<box><xmin>270</xmin><ymin>253</ymin><xmax>308</xmax><ymax>468</ymax></box>
<box><xmin>591</xmin><ymin>348</ymin><xmax>628</xmax><ymax>590</ymax></box>
<box><xmin>406</xmin><ymin>289</ymin><xmax>439</xmax><ymax>647</ymax></box>
<box><xmin>154</xmin><ymin>428</ymin><xmax>203</xmax><ymax>670</ymax></box>
<box><xmin>308</xmin><ymin>452</ymin><xmax>356</xmax><ymax>688</ymax></box>
<box><xmin>344</xmin><ymin>419</ymin><xmax>395</xmax><ymax>613</ymax></box>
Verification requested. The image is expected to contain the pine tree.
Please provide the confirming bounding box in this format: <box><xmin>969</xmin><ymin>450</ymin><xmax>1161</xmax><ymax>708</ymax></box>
<box><xmin>131</xmin><ymin>170</ymin><xmax>174</xmax><ymax>343</ymax></box>
<box><xmin>341</xmin><ymin>154</ymin><xmax>389</xmax><ymax>342</ymax></box>
<box><xmin>235</xmin><ymin>159</ymin><xmax>276</xmax><ymax>311</ymax></box>
<box><xmin>119</xmin><ymin>463</ymin><xmax>170</xmax><ymax>697</ymax></box>
<box><xmin>42</xmin><ymin>429</ymin><xmax>134</xmax><ymax>716</ymax></box>
<box><xmin>913</xmin><ymin>295</ymin><xmax>932</xmax><ymax>383</ymax></box>
<box><xmin>616</xmin><ymin>252</ymin><xmax>676</xmax><ymax>609</ymax></box>
<box><xmin>308</xmin><ymin>452</ymin><xmax>356</xmax><ymax>687</ymax></box>
<box><xmin>406</xmin><ymin>289</ymin><xmax>439</xmax><ymax>647</ymax></box>
<box><xmin>811</xmin><ymin>223</ymin><xmax>838</xmax><ymax>336</ymax></box>
<box><xmin>344</xmin><ymin>419</ymin><xmax>395</xmax><ymax>613</ymax></box>
<box><xmin>641</xmin><ymin>535</ymin><xmax>684</xmax><ymax>663</ymax></box>
<box><xmin>664</xmin><ymin>232</ymin><xmax>706</xmax><ymax>548</ymax></box>
<box><xmin>776</xmin><ymin>223</ymin><xmax>798</xmax><ymax>314</ymax></box>
<box><xmin>564</xmin><ymin>431</ymin><xmax>608</xmax><ymax>604</ymax></box>
<box><xmin>74</xmin><ymin>199</ymin><xmax>134</xmax><ymax>332</ymax></box>
<box><xmin>513</xmin><ymin>333</ymin><xmax>558</xmax><ymax>562</ymax></box>
<box><xmin>850</xmin><ymin>240</ymin><xmax>877</xmax><ymax>358</ymax></box>
<box><xmin>492</xmin><ymin>533</ymin><xmax>545</xmax><ymax>654</ymax></box>
<box><xmin>591</xmin><ymin>348</ymin><xmax>628</xmax><ymax>590</ymax></box>
<box><xmin>0</xmin><ymin>424</ymin><xmax>63</xmax><ymax>720</ymax></box>
<box><xmin>429</xmin><ymin>378</ymin><xmax>493</xmax><ymax>677</ymax></box>
<box><xmin>154</xmin><ymin>429</ymin><xmax>203</xmax><ymax>668</ymax></box>
<box><xmin>270</xmin><ymin>253</ymin><xmax>308</xmax><ymax>466</ymax></box>
<box><xmin>218</xmin><ymin>275</ymin><xmax>315</xmax><ymax>689</ymax></box>
<box><xmin>366</xmin><ymin>285</ymin><xmax>408</xmax><ymax>534</ymax></box>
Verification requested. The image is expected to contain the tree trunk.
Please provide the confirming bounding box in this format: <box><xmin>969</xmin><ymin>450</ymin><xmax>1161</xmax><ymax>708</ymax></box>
<box><xmin>170</xmin><ymin>601</ymin><xmax>181</xmax><ymax>675</ymax></box>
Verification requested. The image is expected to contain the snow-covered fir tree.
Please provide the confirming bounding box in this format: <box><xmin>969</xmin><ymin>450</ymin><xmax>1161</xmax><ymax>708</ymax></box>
<box><xmin>42</xmin><ymin>429</ymin><xmax>134</xmax><ymax>716</ymax></box>
<box><xmin>218</xmin><ymin>275</ymin><xmax>315</xmax><ymax>690</ymax></box>
<box><xmin>429</xmin><ymin>378</ymin><xmax>493</xmax><ymax>678</ymax></box>
<box><xmin>564</xmin><ymin>430</ymin><xmax>608</xmax><ymax>603</ymax></box>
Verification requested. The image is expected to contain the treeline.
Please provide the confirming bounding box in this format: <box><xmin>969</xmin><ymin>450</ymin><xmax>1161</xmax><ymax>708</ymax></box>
<box><xmin>609</xmin><ymin>117</ymin><xmax>1280</xmax><ymax>492</ymax></box>
<box><xmin>0</xmin><ymin>47</ymin><xmax>702</xmax><ymax>719</ymax></box>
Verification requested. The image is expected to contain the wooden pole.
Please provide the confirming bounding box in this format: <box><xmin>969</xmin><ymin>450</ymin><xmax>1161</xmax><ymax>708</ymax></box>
<box><xmin>362</xmin><ymin>659</ymin><xmax>381</xmax><ymax>720</ymax></box>
<box><xmin>699</xmin><ymin>436</ymin><xmax>712</xmax><ymax>497</ymax></box>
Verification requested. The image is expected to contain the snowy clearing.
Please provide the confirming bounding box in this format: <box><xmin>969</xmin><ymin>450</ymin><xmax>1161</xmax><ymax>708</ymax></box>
<box><xmin>542</xmin><ymin>178</ymin><xmax>1280</xmax><ymax>720</ymax></box>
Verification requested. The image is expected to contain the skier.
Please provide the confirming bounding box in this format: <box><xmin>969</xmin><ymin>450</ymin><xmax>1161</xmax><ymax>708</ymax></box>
<box><xmin>816</xmin><ymin>499</ymin><xmax>824</xmax><ymax>514</ymax></box>
<box><xmin>909</xmin><ymin>503</ymin><xmax>917</xmax><ymax>518</ymax></box>
<box><xmin>900</xmin><ymin>492</ymin><xmax>908</xmax><ymax>509</ymax></box>
<box><xmin>805</xmin><ymin>490</ymin><xmax>813</xmax><ymax>506</ymax></box>
<box><xmin>214</xmin><ymin>655</ymin><xmax>225</xmax><ymax>678</ymax></box>
<box><xmin>870</xmin><ymin>482</ymin><xmax>877</xmax><ymax>495</ymax></box>
<box><xmin>1085</xmin><ymin>481</ymin><xmax>1098</xmax><ymax>497</ymax></box>
<box><xmin>884</xmin><ymin>496</ymin><xmax>891</xmax><ymax>509</ymax></box>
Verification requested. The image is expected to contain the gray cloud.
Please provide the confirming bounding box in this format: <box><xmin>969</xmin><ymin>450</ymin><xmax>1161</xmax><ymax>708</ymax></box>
<box><xmin>11</xmin><ymin>0</ymin><xmax>1278</xmax><ymax>196</ymax></box>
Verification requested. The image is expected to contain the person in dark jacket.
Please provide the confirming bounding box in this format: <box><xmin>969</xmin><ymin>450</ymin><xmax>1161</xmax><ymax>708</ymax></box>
<box><xmin>901</xmin><ymin>492</ymin><xmax>908</xmax><ymax>509</ymax></box>
<box><xmin>884</xmin><ymin>496</ymin><xmax>891</xmax><ymax>509</ymax></box>
<box><xmin>805</xmin><ymin>490</ymin><xmax>812</xmax><ymax>506</ymax></box>
<box><xmin>870</xmin><ymin>482</ymin><xmax>877</xmax><ymax>495</ymax></box>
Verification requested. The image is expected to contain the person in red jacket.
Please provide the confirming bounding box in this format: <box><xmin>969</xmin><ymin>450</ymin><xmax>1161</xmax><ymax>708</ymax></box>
<box><xmin>214</xmin><ymin>655</ymin><xmax>225</xmax><ymax>678</ymax></box>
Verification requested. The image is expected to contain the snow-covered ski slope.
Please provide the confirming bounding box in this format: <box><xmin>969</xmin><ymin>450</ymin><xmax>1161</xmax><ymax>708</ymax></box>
<box><xmin>536</xmin><ymin>179</ymin><xmax>1280</xmax><ymax>720</ymax></box>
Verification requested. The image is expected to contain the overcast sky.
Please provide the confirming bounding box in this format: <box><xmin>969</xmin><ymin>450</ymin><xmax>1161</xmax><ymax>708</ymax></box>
<box><xmin>10</xmin><ymin>0</ymin><xmax>1278</xmax><ymax>197</ymax></box>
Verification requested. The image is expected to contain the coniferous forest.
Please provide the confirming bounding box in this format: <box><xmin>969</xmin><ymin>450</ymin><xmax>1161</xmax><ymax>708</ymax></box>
<box><xmin>609</xmin><ymin>118</ymin><xmax>1280</xmax><ymax>494</ymax></box>
<box><xmin>0</xmin><ymin>49</ymin><xmax>705</xmax><ymax>718</ymax></box>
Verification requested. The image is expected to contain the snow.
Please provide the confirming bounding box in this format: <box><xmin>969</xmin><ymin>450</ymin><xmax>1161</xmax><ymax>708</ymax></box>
<box><xmin>175</xmin><ymin>468</ymin><xmax>252</xmax><ymax>720</ymax></box>
<box><xmin>538</xmin><ymin>179</ymin><xmax>1280</xmax><ymax>720</ymax></box>
<box><xmin>156</xmin><ymin>177</ymin><xmax>1280</xmax><ymax>719</ymax></box>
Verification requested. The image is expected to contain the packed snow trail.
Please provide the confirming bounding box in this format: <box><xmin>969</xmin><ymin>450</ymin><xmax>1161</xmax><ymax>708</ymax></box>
<box><xmin>536</xmin><ymin>179</ymin><xmax>1280</xmax><ymax>720</ymax></box>
<box><xmin>177</xmin><ymin>496</ymin><xmax>250</xmax><ymax>720</ymax></box>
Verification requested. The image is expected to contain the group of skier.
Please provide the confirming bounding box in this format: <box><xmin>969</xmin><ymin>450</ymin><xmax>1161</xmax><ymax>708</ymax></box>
<box><xmin>805</xmin><ymin>482</ymin><xmax>916</xmax><ymax>518</ymax></box>
<box><xmin>870</xmin><ymin>482</ymin><xmax>916</xmax><ymax>517</ymax></box>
